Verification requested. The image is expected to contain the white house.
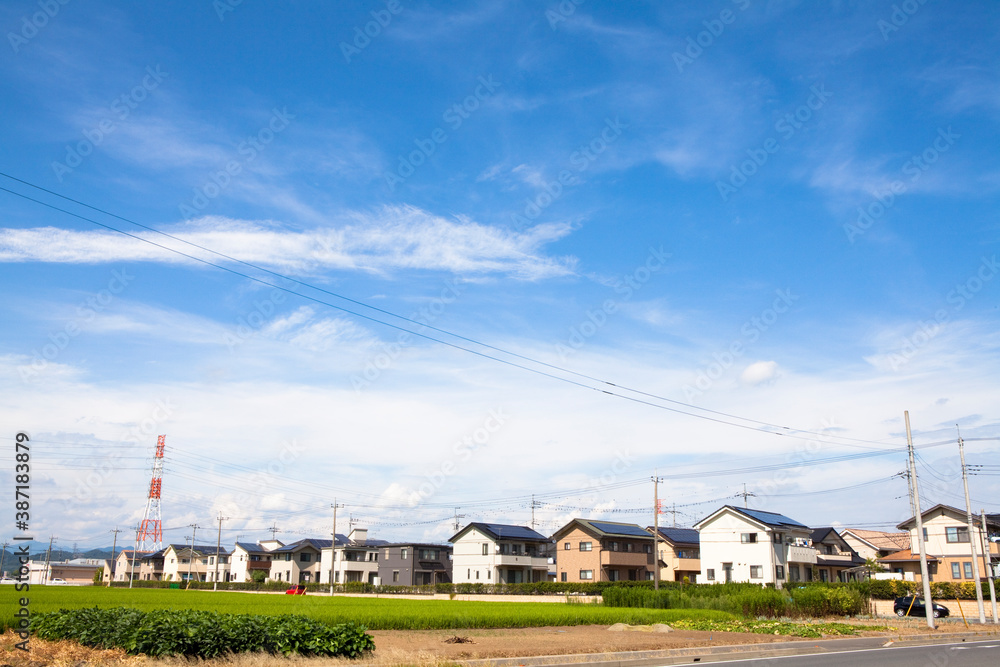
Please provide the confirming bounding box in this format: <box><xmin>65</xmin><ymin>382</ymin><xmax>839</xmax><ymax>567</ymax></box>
<box><xmin>230</xmin><ymin>540</ymin><xmax>282</xmax><ymax>583</ymax></box>
<box><xmin>695</xmin><ymin>506</ymin><xmax>815</xmax><ymax>587</ymax></box>
<box><xmin>449</xmin><ymin>522</ymin><xmax>550</xmax><ymax>584</ymax></box>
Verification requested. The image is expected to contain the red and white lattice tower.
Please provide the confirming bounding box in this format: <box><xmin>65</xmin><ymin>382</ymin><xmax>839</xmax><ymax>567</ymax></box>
<box><xmin>136</xmin><ymin>435</ymin><xmax>165</xmax><ymax>552</ymax></box>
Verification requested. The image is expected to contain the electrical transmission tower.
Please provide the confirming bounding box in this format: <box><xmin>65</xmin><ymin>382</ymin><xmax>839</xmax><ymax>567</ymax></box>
<box><xmin>136</xmin><ymin>435</ymin><xmax>166</xmax><ymax>552</ymax></box>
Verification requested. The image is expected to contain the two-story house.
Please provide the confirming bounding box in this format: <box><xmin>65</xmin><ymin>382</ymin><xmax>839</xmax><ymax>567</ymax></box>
<box><xmin>450</xmin><ymin>523</ymin><xmax>550</xmax><ymax>584</ymax></box>
<box><xmin>695</xmin><ymin>506</ymin><xmax>815</xmax><ymax>587</ymax></box>
<box><xmin>230</xmin><ymin>540</ymin><xmax>282</xmax><ymax>583</ymax></box>
<box><xmin>269</xmin><ymin>538</ymin><xmax>330</xmax><ymax>584</ymax></box>
<box><xmin>648</xmin><ymin>526</ymin><xmax>700</xmax><ymax>583</ymax></box>
<box><xmin>161</xmin><ymin>544</ymin><xmax>231</xmax><ymax>582</ymax></box>
<box><xmin>886</xmin><ymin>504</ymin><xmax>1000</xmax><ymax>582</ymax></box>
<box><xmin>378</xmin><ymin>543</ymin><xmax>453</xmax><ymax>586</ymax></box>
<box><xmin>840</xmin><ymin>528</ymin><xmax>910</xmax><ymax>563</ymax></box>
<box><xmin>319</xmin><ymin>528</ymin><xmax>386</xmax><ymax>585</ymax></box>
<box><xmin>551</xmin><ymin>519</ymin><xmax>654</xmax><ymax>583</ymax></box>
<box><xmin>810</xmin><ymin>528</ymin><xmax>864</xmax><ymax>582</ymax></box>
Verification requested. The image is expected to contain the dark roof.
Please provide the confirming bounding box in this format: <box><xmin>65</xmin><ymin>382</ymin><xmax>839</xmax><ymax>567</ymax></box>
<box><xmin>653</xmin><ymin>527</ymin><xmax>700</xmax><ymax>545</ymax></box>
<box><xmin>450</xmin><ymin>522</ymin><xmax>549</xmax><ymax>543</ymax></box>
<box><xmin>551</xmin><ymin>518</ymin><xmax>652</xmax><ymax>541</ymax></box>
<box><xmin>810</xmin><ymin>527</ymin><xmax>838</xmax><ymax>543</ymax></box>
<box><xmin>167</xmin><ymin>544</ymin><xmax>231</xmax><ymax>556</ymax></box>
<box><xmin>235</xmin><ymin>542</ymin><xmax>271</xmax><ymax>554</ymax></box>
<box><xmin>271</xmin><ymin>538</ymin><xmax>334</xmax><ymax>553</ymax></box>
<box><xmin>734</xmin><ymin>507</ymin><xmax>808</xmax><ymax>529</ymax></box>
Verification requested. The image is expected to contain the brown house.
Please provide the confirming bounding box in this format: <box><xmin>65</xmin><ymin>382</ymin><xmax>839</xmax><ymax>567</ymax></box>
<box><xmin>551</xmin><ymin>519</ymin><xmax>654</xmax><ymax>583</ymax></box>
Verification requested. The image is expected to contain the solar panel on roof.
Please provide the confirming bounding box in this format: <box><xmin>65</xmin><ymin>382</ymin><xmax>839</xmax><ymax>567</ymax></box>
<box><xmin>658</xmin><ymin>528</ymin><xmax>699</xmax><ymax>543</ymax></box>
<box><xmin>477</xmin><ymin>523</ymin><xmax>547</xmax><ymax>540</ymax></box>
<box><xmin>740</xmin><ymin>508</ymin><xmax>807</xmax><ymax>528</ymax></box>
<box><xmin>589</xmin><ymin>521</ymin><xmax>651</xmax><ymax>537</ymax></box>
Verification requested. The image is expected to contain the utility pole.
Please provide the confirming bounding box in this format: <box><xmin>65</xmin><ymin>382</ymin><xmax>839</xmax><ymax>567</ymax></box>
<box><xmin>737</xmin><ymin>483</ymin><xmax>756</xmax><ymax>508</ymax></box>
<box><xmin>43</xmin><ymin>536</ymin><xmax>55</xmax><ymax>584</ymax></box>
<box><xmin>653</xmin><ymin>472</ymin><xmax>663</xmax><ymax>591</ymax></box>
<box><xmin>982</xmin><ymin>510</ymin><xmax>998</xmax><ymax>623</ymax></box>
<box><xmin>268</xmin><ymin>523</ymin><xmax>281</xmax><ymax>541</ymax></box>
<box><xmin>213</xmin><ymin>513</ymin><xmax>228</xmax><ymax>591</ymax></box>
<box><xmin>128</xmin><ymin>525</ymin><xmax>140</xmax><ymax>588</ymax></box>
<box><xmin>530</xmin><ymin>495</ymin><xmax>536</xmax><ymax>531</ymax></box>
<box><xmin>1</xmin><ymin>541</ymin><xmax>9</xmax><ymax>579</ymax></box>
<box><xmin>186</xmin><ymin>524</ymin><xmax>201</xmax><ymax>588</ymax></box>
<box><xmin>958</xmin><ymin>430</ymin><xmax>986</xmax><ymax>623</ymax></box>
<box><xmin>329</xmin><ymin>499</ymin><xmax>344</xmax><ymax>595</ymax></box>
<box><xmin>905</xmin><ymin>411</ymin><xmax>935</xmax><ymax>630</ymax></box>
<box><xmin>452</xmin><ymin>508</ymin><xmax>466</xmax><ymax>533</ymax></box>
<box><xmin>108</xmin><ymin>527</ymin><xmax>121</xmax><ymax>587</ymax></box>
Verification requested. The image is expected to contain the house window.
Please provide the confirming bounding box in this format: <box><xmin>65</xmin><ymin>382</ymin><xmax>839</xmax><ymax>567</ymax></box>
<box><xmin>487</xmin><ymin>570</ymin><xmax>491</xmax><ymax>579</ymax></box>
<box><xmin>564</xmin><ymin>542</ymin><xmax>571</xmax><ymax>550</ymax></box>
<box><xmin>580</xmin><ymin>570</ymin><xmax>593</xmax><ymax>580</ymax></box>
<box><xmin>644</xmin><ymin>544</ymin><xmax>652</xmax><ymax>553</ymax></box>
<box><xmin>420</xmin><ymin>550</ymin><xmax>438</xmax><ymax>560</ymax></box>
<box><xmin>561</xmin><ymin>572</ymin><xmax>567</xmax><ymax>582</ymax></box>
<box><xmin>482</xmin><ymin>544</ymin><xmax>489</xmax><ymax>556</ymax></box>
<box><xmin>946</xmin><ymin>527</ymin><xmax>970</xmax><ymax>543</ymax></box>
<box><xmin>181</xmin><ymin>558</ymin><xmax>189</xmax><ymax>564</ymax></box>
<box><xmin>609</xmin><ymin>541</ymin><xmax>619</xmax><ymax>552</ymax></box>
<box><xmin>467</xmin><ymin>569</ymin><xmax>470</xmax><ymax>578</ymax></box>
<box><xmin>952</xmin><ymin>563</ymin><xmax>962</xmax><ymax>579</ymax></box>
<box><xmin>775</xmin><ymin>565</ymin><xmax>784</xmax><ymax>579</ymax></box>
<box><xmin>300</xmin><ymin>553</ymin><xmax>311</xmax><ymax>562</ymax></box>
<box><xmin>773</xmin><ymin>533</ymin><xmax>782</xmax><ymax>543</ymax></box>
<box><xmin>625</xmin><ymin>543</ymin><xmax>633</xmax><ymax>553</ymax></box>
<box><xmin>750</xmin><ymin>565</ymin><xmax>763</xmax><ymax>579</ymax></box>
<box><xmin>922</xmin><ymin>527</ymin><xmax>929</xmax><ymax>542</ymax></box>
<box><xmin>392</xmin><ymin>571</ymin><xmax>399</xmax><ymax>583</ymax></box>
<box><xmin>608</xmin><ymin>569</ymin><xmax>619</xmax><ymax>581</ymax></box>
<box><xmin>209</xmin><ymin>557</ymin><xmax>214</xmax><ymax>564</ymax></box>
<box><xmin>580</xmin><ymin>542</ymin><xmax>592</xmax><ymax>552</ymax></box>
<box><xmin>741</xmin><ymin>533</ymin><xmax>757</xmax><ymax>544</ymax></box>
<box><xmin>475</xmin><ymin>570</ymin><xmax>479</xmax><ymax>579</ymax></box>
<box><xmin>706</xmin><ymin>568</ymin><xmax>715</xmax><ymax>581</ymax></box>
<box><xmin>401</xmin><ymin>548</ymin><xmax>408</xmax><ymax>560</ymax></box>
<box><xmin>964</xmin><ymin>562</ymin><xmax>974</xmax><ymax>579</ymax></box>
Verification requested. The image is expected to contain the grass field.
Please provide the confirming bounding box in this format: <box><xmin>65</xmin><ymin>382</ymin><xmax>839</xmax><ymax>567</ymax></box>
<box><xmin>1</xmin><ymin>587</ymin><xmax>734</xmax><ymax>631</ymax></box>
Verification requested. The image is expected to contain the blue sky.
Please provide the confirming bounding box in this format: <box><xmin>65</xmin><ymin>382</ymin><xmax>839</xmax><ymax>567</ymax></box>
<box><xmin>1</xmin><ymin>0</ymin><xmax>998</xmax><ymax>551</ymax></box>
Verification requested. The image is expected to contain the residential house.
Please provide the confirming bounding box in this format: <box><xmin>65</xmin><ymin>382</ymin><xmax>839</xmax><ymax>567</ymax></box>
<box><xmin>28</xmin><ymin>558</ymin><xmax>106</xmax><ymax>584</ymax></box>
<box><xmin>551</xmin><ymin>519</ymin><xmax>653</xmax><ymax>583</ymax></box>
<box><xmin>230</xmin><ymin>540</ymin><xmax>282</xmax><ymax>583</ymax></box>
<box><xmin>810</xmin><ymin>528</ymin><xmax>864</xmax><ymax>582</ymax></box>
<box><xmin>450</xmin><ymin>523</ymin><xmax>550</xmax><ymax>584</ymax></box>
<box><xmin>319</xmin><ymin>528</ymin><xmax>387</xmax><ymax>585</ymax></box>
<box><xmin>137</xmin><ymin>547</ymin><xmax>167</xmax><ymax>581</ymax></box>
<box><xmin>161</xmin><ymin>544</ymin><xmax>231</xmax><ymax>582</ymax></box>
<box><xmin>110</xmin><ymin>549</ymin><xmax>142</xmax><ymax>582</ymax></box>
<box><xmin>269</xmin><ymin>538</ymin><xmax>330</xmax><ymax>584</ymax></box>
<box><xmin>840</xmin><ymin>528</ymin><xmax>910</xmax><ymax>563</ymax></box>
<box><xmin>886</xmin><ymin>504</ymin><xmax>1000</xmax><ymax>582</ymax></box>
<box><xmin>695</xmin><ymin>505</ymin><xmax>815</xmax><ymax>587</ymax></box>
<box><xmin>378</xmin><ymin>543</ymin><xmax>453</xmax><ymax>586</ymax></box>
<box><xmin>648</xmin><ymin>527</ymin><xmax>700</xmax><ymax>583</ymax></box>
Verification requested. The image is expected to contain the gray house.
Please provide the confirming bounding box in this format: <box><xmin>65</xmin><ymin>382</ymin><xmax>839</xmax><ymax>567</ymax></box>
<box><xmin>378</xmin><ymin>543</ymin><xmax>453</xmax><ymax>586</ymax></box>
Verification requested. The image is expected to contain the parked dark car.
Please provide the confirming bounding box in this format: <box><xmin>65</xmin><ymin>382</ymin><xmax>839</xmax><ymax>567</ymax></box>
<box><xmin>894</xmin><ymin>596</ymin><xmax>950</xmax><ymax>618</ymax></box>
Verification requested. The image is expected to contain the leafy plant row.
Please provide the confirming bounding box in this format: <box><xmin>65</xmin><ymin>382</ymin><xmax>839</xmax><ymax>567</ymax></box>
<box><xmin>31</xmin><ymin>607</ymin><xmax>375</xmax><ymax>658</ymax></box>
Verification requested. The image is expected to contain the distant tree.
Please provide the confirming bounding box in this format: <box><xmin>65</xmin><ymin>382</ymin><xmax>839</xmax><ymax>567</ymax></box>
<box><xmin>251</xmin><ymin>570</ymin><xmax>267</xmax><ymax>584</ymax></box>
<box><xmin>93</xmin><ymin>567</ymin><xmax>104</xmax><ymax>584</ymax></box>
<box><xmin>864</xmin><ymin>557</ymin><xmax>886</xmax><ymax>578</ymax></box>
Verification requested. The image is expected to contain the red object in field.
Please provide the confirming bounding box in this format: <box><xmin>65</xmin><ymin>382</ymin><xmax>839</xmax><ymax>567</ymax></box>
<box><xmin>285</xmin><ymin>585</ymin><xmax>307</xmax><ymax>595</ymax></box>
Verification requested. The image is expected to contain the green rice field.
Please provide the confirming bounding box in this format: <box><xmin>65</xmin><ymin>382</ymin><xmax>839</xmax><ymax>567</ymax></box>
<box><xmin>1</xmin><ymin>587</ymin><xmax>733</xmax><ymax>631</ymax></box>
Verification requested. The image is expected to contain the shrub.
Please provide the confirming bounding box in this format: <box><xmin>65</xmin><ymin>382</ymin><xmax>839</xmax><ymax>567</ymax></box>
<box><xmin>32</xmin><ymin>607</ymin><xmax>375</xmax><ymax>658</ymax></box>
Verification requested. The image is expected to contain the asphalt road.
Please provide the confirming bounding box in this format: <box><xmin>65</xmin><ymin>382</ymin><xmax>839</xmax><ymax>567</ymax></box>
<box><xmin>689</xmin><ymin>639</ymin><xmax>1000</xmax><ymax>666</ymax></box>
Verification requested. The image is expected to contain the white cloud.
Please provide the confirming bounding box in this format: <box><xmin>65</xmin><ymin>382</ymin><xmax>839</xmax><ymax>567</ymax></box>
<box><xmin>740</xmin><ymin>360</ymin><xmax>780</xmax><ymax>386</ymax></box>
<box><xmin>0</xmin><ymin>206</ymin><xmax>578</xmax><ymax>280</ymax></box>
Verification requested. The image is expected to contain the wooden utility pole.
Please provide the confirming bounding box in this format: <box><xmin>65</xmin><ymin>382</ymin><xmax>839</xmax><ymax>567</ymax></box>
<box><xmin>905</xmin><ymin>411</ymin><xmax>934</xmax><ymax>629</ymax></box>
<box><xmin>43</xmin><ymin>536</ymin><xmax>55</xmax><ymax>584</ymax></box>
<box><xmin>653</xmin><ymin>473</ymin><xmax>663</xmax><ymax>591</ymax></box>
<box><xmin>186</xmin><ymin>524</ymin><xmax>201</xmax><ymax>588</ymax></box>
